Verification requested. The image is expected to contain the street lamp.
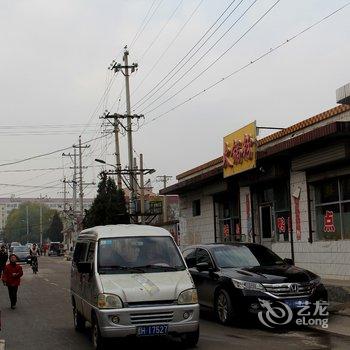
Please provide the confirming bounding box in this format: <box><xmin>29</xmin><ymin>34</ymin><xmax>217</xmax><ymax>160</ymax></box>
<box><xmin>95</xmin><ymin>159</ymin><xmax>116</xmax><ymax>169</ymax></box>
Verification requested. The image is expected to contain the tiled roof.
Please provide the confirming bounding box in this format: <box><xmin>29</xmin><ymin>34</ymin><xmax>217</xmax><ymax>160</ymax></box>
<box><xmin>176</xmin><ymin>104</ymin><xmax>350</xmax><ymax>181</ymax></box>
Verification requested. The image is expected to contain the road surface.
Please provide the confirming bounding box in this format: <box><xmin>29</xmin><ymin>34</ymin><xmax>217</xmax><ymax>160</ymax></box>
<box><xmin>0</xmin><ymin>257</ymin><xmax>349</xmax><ymax>349</ymax></box>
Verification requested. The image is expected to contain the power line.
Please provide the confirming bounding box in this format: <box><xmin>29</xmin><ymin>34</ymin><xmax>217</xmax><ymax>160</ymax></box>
<box><xmin>129</xmin><ymin>0</ymin><xmax>158</xmax><ymax>49</ymax></box>
<box><xmin>132</xmin><ymin>0</ymin><xmax>204</xmax><ymax>96</ymax></box>
<box><xmin>141</xmin><ymin>0</ymin><xmax>279</xmax><ymax>115</ymax></box>
<box><xmin>129</xmin><ymin>0</ymin><xmax>164</xmax><ymax>51</ymax></box>
<box><xmin>143</xmin><ymin>1</ymin><xmax>350</xmax><ymax>126</ymax></box>
<box><xmin>0</xmin><ymin>133</ymin><xmax>112</xmax><ymax>168</ymax></box>
<box><xmin>132</xmin><ymin>0</ymin><xmax>239</xmax><ymax>109</ymax></box>
<box><xmin>139</xmin><ymin>0</ymin><xmax>184</xmax><ymax>61</ymax></box>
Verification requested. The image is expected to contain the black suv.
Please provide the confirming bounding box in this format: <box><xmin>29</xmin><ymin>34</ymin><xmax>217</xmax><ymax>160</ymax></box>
<box><xmin>183</xmin><ymin>243</ymin><xmax>327</xmax><ymax>325</ymax></box>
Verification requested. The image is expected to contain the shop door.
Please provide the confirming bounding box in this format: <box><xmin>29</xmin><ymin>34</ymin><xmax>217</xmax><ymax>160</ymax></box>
<box><xmin>260</xmin><ymin>205</ymin><xmax>273</xmax><ymax>248</ymax></box>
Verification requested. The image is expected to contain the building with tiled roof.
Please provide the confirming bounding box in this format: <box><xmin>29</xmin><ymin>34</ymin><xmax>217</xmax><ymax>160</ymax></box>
<box><xmin>162</xmin><ymin>87</ymin><xmax>350</xmax><ymax>280</ymax></box>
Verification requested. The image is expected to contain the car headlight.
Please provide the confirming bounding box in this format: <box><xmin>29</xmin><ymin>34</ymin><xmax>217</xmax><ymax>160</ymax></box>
<box><xmin>97</xmin><ymin>293</ymin><xmax>123</xmax><ymax>309</ymax></box>
<box><xmin>310</xmin><ymin>277</ymin><xmax>321</xmax><ymax>286</ymax></box>
<box><xmin>232</xmin><ymin>279</ymin><xmax>265</xmax><ymax>292</ymax></box>
<box><xmin>178</xmin><ymin>288</ymin><xmax>198</xmax><ymax>305</ymax></box>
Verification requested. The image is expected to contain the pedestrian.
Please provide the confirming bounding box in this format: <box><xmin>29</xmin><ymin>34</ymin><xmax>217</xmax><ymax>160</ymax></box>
<box><xmin>0</xmin><ymin>245</ymin><xmax>8</xmax><ymax>278</ymax></box>
<box><xmin>2</xmin><ymin>254</ymin><xmax>23</xmax><ymax>309</ymax></box>
<box><xmin>30</xmin><ymin>243</ymin><xmax>40</xmax><ymax>273</ymax></box>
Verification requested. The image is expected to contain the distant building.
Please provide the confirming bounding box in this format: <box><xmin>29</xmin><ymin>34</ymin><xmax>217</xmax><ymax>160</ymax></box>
<box><xmin>0</xmin><ymin>197</ymin><xmax>93</xmax><ymax>232</ymax></box>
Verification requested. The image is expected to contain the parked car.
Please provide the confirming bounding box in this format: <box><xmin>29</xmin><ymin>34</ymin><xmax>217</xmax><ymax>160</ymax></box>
<box><xmin>182</xmin><ymin>243</ymin><xmax>328</xmax><ymax>325</ymax></box>
<box><xmin>71</xmin><ymin>225</ymin><xmax>199</xmax><ymax>349</ymax></box>
<box><xmin>48</xmin><ymin>242</ymin><xmax>64</xmax><ymax>256</ymax></box>
<box><xmin>12</xmin><ymin>245</ymin><xmax>31</xmax><ymax>263</ymax></box>
<box><xmin>9</xmin><ymin>242</ymin><xmax>21</xmax><ymax>253</ymax></box>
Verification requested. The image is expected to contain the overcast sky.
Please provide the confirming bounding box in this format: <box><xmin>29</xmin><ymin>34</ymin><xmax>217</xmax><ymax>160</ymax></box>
<box><xmin>0</xmin><ymin>0</ymin><xmax>349</xmax><ymax>199</ymax></box>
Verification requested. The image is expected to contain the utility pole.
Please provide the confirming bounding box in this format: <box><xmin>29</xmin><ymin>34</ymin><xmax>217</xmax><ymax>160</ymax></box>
<box><xmin>39</xmin><ymin>204</ymin><xmax>43</xmax><ymax>246</ymax></box>
<box><xmin>139</xmin><ymin>154</ymin><xmax>145</xmax><ymax>225</ymax></box>
<box><xmin>63</xmin><ymin>176</ymin><xmax>68</xmax><ymax>212</ymax></box>
<box><xmin>109</xmin><ymin>47</ymin><xmax>139</xmax><ymax>212</ymax></box>
<box><xmin>156</xmin><ymin>175</ymin><xmax>172</xmax><ymax>223</ymax></box>
<box><xmin>72</xmin><ymin>148</ymin><xmax>77</xmax><ymax>214</ymax></box>
<box><xmin>100</xmin><ymin>114</ymin><xmax>123</xmax><ymax>189</ymax></box>
<box><xmin>73</xmin><ymin>136</ymin><xmax>90</xmax><ymax>220</ymax></box>
<box><xmin>26</xmin><ymin>205</ymin><xmax>29</xmax><ymax>243</ymax></box>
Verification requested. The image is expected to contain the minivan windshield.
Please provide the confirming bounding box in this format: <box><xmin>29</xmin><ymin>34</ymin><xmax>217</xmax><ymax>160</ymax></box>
<box><xmin>98</xmin><ymin>236</ymin><xmax>186</xmax><ymax>274</ymax></box>
<box><xmin>212</xmin><ymin>244</ymin><xmax>285</xmax><ymax>268</ymax></box>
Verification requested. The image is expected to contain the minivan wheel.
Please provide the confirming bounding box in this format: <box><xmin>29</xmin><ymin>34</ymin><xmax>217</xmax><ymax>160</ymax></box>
<box><xmin>92</xmin><ymin>316</ymin><xmax>106</xmax><ymax>350</ymax></box>
<box><xmin>181</xmin><ymin>328</ymin><xmax>199</xmax><ymax>348</ymax></box>
<box><xmin>215</xmin><ymin>289</ymin><xmax>234</xmax><ymax>325</ymax></box>
<box><xmin>73</xmin><ymin>308</ymin><xmax>85</xmax><ymax>332</ymax></box>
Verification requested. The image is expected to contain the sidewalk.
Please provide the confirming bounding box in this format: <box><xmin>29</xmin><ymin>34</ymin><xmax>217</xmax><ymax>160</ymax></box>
<box><xmin>310</xmin><ymin>279</ymin><xmax>350</xmax><ymax>337</ymax></box>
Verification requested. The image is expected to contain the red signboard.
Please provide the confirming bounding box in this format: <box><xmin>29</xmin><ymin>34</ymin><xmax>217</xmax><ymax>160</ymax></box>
<box><xmin>223</xmin><ymin>224</ymin><xmax>230</xmax><ymax>237</ymax></box>
<box><xmin>277</xmin><ymin>217</ymin><xmax>286</xmax><ymax>233</ymax></box>
<box><xmin>324</xmin><ymin>210</ymin><xmax>336</xmax><ymax>232</ymax></box>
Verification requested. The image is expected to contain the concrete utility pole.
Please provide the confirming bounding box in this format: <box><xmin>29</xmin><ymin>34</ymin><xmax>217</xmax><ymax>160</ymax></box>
<box><xmin>109</xmin><ymin>47</ymin><xmax>139</xmax><ymax>212</ymax></box>
<box><xmin>73</xmin><ymin>136</ymin><xmax>90</xmax><ymax>218</ymax></box>
<box><xmin>39</xmin><ymin>204</ymin><xmax>43</xmax><ymax>246</ymax></box>
<box><xmin>139</xmin><ymin>154</ymin><xmax>145</xmax><ymax>225</ymax></box>
<box><xmin>156</xmin><ymin>175</ymin><xmax>172</xmax><ymax>223</ymax></box>
<box><xmin>63</xmin><ymin>176</ymin><xmax>68</xmax><ymax>212</ymax></box>
<box><xmin>100</xmin><ymin>114</ymin><xmax>123</xmax><ymax>189</ymax></box>
<box><xmin>26</xmin><ymin>205</ymin><xmax>29</xmax><ymax>243</ymax></box>
<box><xmin>72</xmin><ymin>148</ymin><xmax>77</xmax><ymax>214</ymax></box>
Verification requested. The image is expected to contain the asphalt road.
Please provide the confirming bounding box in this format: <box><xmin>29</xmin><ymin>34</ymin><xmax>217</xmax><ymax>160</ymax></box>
<box><xmin>0</xmin><ymin>257</ymin><xmax>350</xmax><ymax>350</ymax></box>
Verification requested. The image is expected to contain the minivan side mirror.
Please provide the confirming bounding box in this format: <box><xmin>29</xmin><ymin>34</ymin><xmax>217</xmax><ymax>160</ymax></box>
<box><xmin>284</xmin><ymin>258</ymin><xmax>294</xmax><ymax>266</ymax></box>
<box><xmin>196</xmin><ymin>262</ymin><xmax>212</xmax><ymax>272</ymax></box>
<box><xmin>77</xmin><ymin>262</ymin><xmax>92</xmax><ymax>274</ymax></box>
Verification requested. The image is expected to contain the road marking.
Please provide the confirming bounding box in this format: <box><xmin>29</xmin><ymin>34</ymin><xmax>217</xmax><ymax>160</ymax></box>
<box><xmin>50</xmin><ymin>282</ymin><xmax>58</xmax><ymax>286</ymax></box>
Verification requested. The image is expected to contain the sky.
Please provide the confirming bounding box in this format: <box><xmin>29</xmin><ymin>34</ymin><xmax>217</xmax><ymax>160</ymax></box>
<box><xmin>0</xmin><ymin>0</ymin><xmax>349</xmax><ymax>200</ymax></box>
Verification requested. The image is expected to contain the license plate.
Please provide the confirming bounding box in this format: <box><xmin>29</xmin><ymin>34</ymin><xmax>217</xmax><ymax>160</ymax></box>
<box><xmin>284</xmin><ymin>299</ymin><xmax>309</xmax><ymax>309</ymax></box>
<box><xmin>137</xmin><ymin>325</ymin><xmax>168</xmax><ymax>337</ymax></box>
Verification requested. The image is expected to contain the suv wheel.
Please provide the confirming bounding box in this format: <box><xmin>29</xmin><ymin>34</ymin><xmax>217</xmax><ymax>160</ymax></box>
<box><xmin>73</xmin><ymin>308</ymin><xmax>85</xmax><ymax>332</ymax></box>
<box><xmin>215</xmin><ymin>289</ymin><xmax>234</xmax><ymax>325</ymax></box>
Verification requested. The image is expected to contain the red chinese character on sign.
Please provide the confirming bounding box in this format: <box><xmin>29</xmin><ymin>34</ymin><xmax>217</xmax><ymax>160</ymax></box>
<box><xmin>232</xmin><ymin>139</ymin><xmax>243</xmax><ymax>165</ymax></box>
<box><xmin>223</xmin><ymin>224</ymin><xmax>230</xmax><ymax>237</ymax></box>
<box><xmin>324</xmin><ymin>211</ymin><xmax>336</xmax><ymax>232</ymax></box>
<box><xmin>277</xmin><ymin>217</ymin><xmax>286</xmax><ymax>233</ymax></box>
<box><xmin>223</xmin><ymin>141</ymin><xmax>233</xmax><ymax>168</ymax></box>
<box><xmin>242</xmin><ymin>134</ymin><xmax>254</xmax><ymax>161</ymax></box>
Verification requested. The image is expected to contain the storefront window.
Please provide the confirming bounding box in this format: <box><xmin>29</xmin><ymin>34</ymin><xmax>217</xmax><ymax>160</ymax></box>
<box><xmin>314</xmin><ymin>176</ymin><xmax>350</xmax><ymax>240</ymax></box>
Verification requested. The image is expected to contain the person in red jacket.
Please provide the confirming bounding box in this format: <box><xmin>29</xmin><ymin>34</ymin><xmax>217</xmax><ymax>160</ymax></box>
<box><xmin>2</xmin><ymin>254</ymin><xmax>23</xmax><ymax>309</ymax></box>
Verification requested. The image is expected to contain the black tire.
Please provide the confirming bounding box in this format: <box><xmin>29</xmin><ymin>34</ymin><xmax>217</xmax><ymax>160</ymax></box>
<box><xmin>214</xmin><ymin>289</ymin><xmax>234</xmax><ymax>325</ymax></box>
<box><xmin>91</xmin><ymin>315</ymin><xmax>107</xmax><ymax>350</ymax></box>
<box><xmin>73</xmin><ymin>307</ymin><xmax>85</xmax><ymax>332</ymax></box>
<box><xmin>181</xmin><ymin>328</ymin><xmax>199</xmax><ymax>348</ymax></box>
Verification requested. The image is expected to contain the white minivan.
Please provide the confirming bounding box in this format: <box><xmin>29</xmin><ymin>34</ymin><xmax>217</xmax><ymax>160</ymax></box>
<box><xmin>71</xmin><ymin>225</ymin><xmax>200</xmax><ymax>349</ymax></box>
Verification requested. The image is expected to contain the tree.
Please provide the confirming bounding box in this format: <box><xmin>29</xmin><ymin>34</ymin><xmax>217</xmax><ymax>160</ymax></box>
<box><xmin>83</xmin><ymin>174</ymin><xmax>130</xmax><ymax>228</ymax></box>
<box><xmin>4</xmin><ymin>202</ymin><xmax>56</xmax><ymax>244</ymax></box>
<box><xmin>45</xmin><ymin>212</ymin><xmax>64</xmax><ymax>242</ymax></box>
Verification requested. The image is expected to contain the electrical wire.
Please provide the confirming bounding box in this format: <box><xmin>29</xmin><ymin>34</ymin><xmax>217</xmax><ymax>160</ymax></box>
<box><xmin>139</xmin><ymin>0</ymin><xmax>184</xmax><ymax>61</ymax></box>
<box><xmin>142</xmin><ymin>0</ymin><xmax>279</xmax><ymax>115</ymax></box>
<box><xmin>143</xmin><ymin>1</ymin><xmax>350</xmax><ymax>126</ymax></box>
<box><xmin>0</xmin><ymin>132</ymin><xmax>112</xmax><ymax>168</ymax></box>
<box><xmin>132</xmin><ymin>0</ymin><xmax>204</xmax><ymax>96</ymax></box>
<box><xmin>132</xmin><ymin>0</ymin><xmax>239</xmax><ymax>108</ymax></box>
<box><xmin>139</xmin><ymin>0</ymin><xmax>258</xmax><ymax>114</ymax></box>
<box><xmin>129</xmin><ymin>0</ymin><xmax>158</xmax><ymax>49</ymax></box>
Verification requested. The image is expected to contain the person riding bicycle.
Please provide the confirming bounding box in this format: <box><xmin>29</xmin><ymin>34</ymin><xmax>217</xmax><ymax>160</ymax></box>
<box><xmin>29</xmin><ymin>243</ymin><xmax>40</xmax><ymax>273</ymax></box>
